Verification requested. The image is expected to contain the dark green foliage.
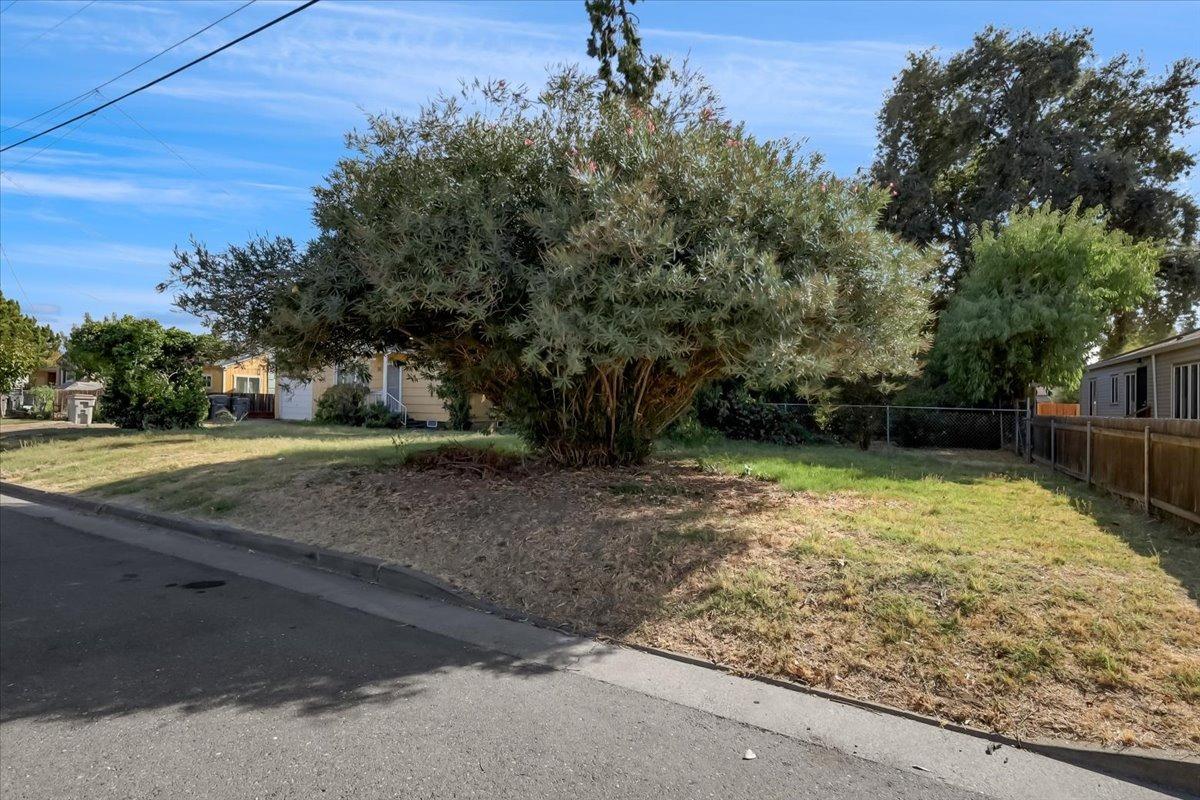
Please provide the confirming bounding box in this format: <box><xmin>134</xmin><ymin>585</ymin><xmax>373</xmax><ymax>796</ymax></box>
<box><xmin>314</xmin><ymin>383</ymin><xmax>369</xmax><ymax>426</ymax></box>
<box><xmin>362</xmin><ymin>402</ymin><xmax>406</xmax><ymax>429</ymax></box>
<box><xmin>431</xmin><ymin>373</ymin><xmax>474</xmax><ymax>431</ymax></box>
<box><xmin>0</xmin><ymin>292</ymin><xmax>57</xmax><ymax>395</ymax></box>
<box><xmin>160</xmin><ymin>236</ymin><xmax>304</xmax><ymax>357</ymax></box>
<box><xmin>873</xmin><ymin>27</ymin><xmax>1199</xmax><ymax>342</ymax></box>
<box><xmin>696</xmin><ymin>383</ymin><xmax>824</xmax><ymax>446</ymax></box>
<box><xmin>66</xmin><ymin>316</ymin><xmax>213</xmax><ymax>430</ymax></box>
<box><xmin>934</xmin><ymin>204</ymin><xmax>1158</xmax><ymax>404</ymax></box>
<box><xmin>585</xmin><ymin>0</ymin><xmax>667</xmax><ymax>102</ymax></box>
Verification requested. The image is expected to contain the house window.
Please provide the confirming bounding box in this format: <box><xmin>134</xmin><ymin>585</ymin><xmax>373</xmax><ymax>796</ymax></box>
<box><xmin>1109</xmin><ymin>375</ymin><xmax>1119</xmax><ymax>406</ymax></box>
<box><xmin>335</xmin><ymin>363</ymin><xmax>368</xmax><ymax>385</ymax></box>
<box><xmin>1124</xmin><ymin>372</ymin><xmax>1136</xmax><ymax>416</ymax></box>
<box><xmin>203</xmin><ymin>374</ymin><xmax>213</xmax><ymax>390</ymax></box>
<box><xmin>1087</xmin><ymin>378</ymin><xmax>1097</xmax><ymax>415</ymax></box>
<box><xmin>234</xmin><ymin>376</ymin><xmax>261</xmax><ymax>394</ymax></box>
<box><xmin>1174</xmin><ymin>361</ymin><xmax>1199</xmax><ymax>420</ymax></box>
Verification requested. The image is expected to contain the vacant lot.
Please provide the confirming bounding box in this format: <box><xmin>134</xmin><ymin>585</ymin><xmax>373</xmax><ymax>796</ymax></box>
<box><xmin>2</xmin><ymin>421</ymin><xmax>1196</xmax><ymax>752</ymax></box>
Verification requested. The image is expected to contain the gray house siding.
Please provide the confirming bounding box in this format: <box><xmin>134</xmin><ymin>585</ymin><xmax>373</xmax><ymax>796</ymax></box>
<box><xmin>1081</xmin><ymin>334</ymin><xmax>1200</xmax><ymax>419</ymax></box>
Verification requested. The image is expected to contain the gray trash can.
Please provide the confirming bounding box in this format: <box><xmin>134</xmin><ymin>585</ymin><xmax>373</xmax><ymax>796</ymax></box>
<box><xmin>230</xmin><ymin>396</ymin><xmax>251</xmax><ymax>420</ymax></box>
<box><xmin>208</xmin><ymin>394</ymin><xmax>231</xmax><ymax>420</ymax></box>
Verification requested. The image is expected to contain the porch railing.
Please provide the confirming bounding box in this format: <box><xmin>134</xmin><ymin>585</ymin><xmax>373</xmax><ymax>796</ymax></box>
<box><xmin>366</xmin><ymin>390</ymin><xmax>408</xmax><ymax>427</ymax></box>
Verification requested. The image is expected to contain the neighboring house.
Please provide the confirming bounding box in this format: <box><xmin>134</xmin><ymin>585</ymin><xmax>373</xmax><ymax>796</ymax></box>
<box><xmin>202</xmin><ymin>354</ymin><xmax>275</xmax><ymax>394</ymax></box>
<box><xmin>276</xmin><ymin>353</ymin><xmax>491</xmax><ymax>427</ymax></box>
<box><xmin>1081</xmin><ymin>329</ymin><xmax>1199</xmax><ymax>419</ymax></box>
<box><xmin>25</xmin><ymin>351</ymin><xmax>74</xmax><ymax>389</ymax></box>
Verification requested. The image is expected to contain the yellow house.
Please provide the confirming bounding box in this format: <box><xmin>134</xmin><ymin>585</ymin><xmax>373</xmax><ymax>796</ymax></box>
<box><xmin>202</xmin><ymin>354</ymin><xmax>274</xmax><ymax>394</ymax></box>
<box><xmin>275</xmin><ymin>353</ymin><xmax>491</xmax><ymax>427</ymax></box>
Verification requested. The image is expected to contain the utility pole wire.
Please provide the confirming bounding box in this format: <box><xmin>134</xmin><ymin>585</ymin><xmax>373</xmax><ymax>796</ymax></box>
<box><xmin>1</xmin><ymin>0</ymin><xmax>320</xmax><ymax>153</ymax></box>
<box><xmin>10</xmin><ymin>0</ymin><xmax>96</xmax><ymax>54</ymax></box>
<box><xmin>2</xmin><ymin>0</ymin><xmax>257</xmax><ymax>135</ymax></box>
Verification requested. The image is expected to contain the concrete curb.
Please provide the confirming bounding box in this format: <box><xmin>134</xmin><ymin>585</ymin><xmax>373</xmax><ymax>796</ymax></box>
<box><xmin>3</xmin><ymin>480</ymin><xmax>1197</xmax><ymax>796</ymax></box>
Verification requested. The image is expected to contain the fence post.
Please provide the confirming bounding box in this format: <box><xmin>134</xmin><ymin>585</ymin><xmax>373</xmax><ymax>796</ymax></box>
<box><xmin>1050</xmin><ymin>419</ymin><xmax>1056</xmax><ymax>470</ymax></box>
<box><xmin>1143</xmin><ymin>426</ymin><xmax>1151</xmax><ymax>515</ymax></box>
<box><xmin>1025</xmin><ymin>414</ymin><xmax>1033</xmax><ymax>462</ymax></box>
<box><xmin>886</xmin><ymin>406</ymin><xmax>891</xmax><ymax>447</ymax></box>
<box><xmin>1085</xmin><ymin>421</ymin><xmax>1092</xmax><ymax>486</ymax></box>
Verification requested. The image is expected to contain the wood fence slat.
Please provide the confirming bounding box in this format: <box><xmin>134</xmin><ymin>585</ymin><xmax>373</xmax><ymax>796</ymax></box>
<box><xmin>1033</xmin><ymin>415</ymin><xmax>1198</xmax><ymax>528</ymax></box>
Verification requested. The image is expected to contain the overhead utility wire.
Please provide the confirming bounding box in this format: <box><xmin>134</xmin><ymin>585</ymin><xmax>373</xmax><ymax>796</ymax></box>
<box><xmin>2</xmin><ymin>0</ymin><xmax>257</xmax><ymax>134</ymax></box>
<box><xmin>1</xmin><ymin>0</ymin><xmax>320</xmax><ymax>153</ymax></box>
<box><xmin>9</xmin><ymin>0</ymin><xmax>96</xmax><ymax>54</ymax></box>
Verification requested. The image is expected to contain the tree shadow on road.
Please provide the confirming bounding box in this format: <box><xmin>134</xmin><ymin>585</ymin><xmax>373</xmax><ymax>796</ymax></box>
<box><xmin>0</xmin><ymin>511</ymin><xmax>570</xmax><ymax>724</ymax></box>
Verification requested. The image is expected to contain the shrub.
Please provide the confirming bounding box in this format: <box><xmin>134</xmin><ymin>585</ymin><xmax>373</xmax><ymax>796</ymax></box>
<box><xmin>432</xmin><ymin>373</ymin><xmax>473</xmax><ymax>431</ymax></box>
<box><xmin>67</xmin><ymin>315</ymin><xmax>212</xmax><ymax>430</ymax></box>
<box><xmin>696</xmin><ymin>383</ymin><xmax>824</xmax><ymax>446</ymax></box>
<box><xmin>315</xmin><ymin>383</ymin><xmax>369</xmax><ymax>425</ymax></box>
<box><xmin>664</xmin><ymin>408</ymin><xmax>716</xmax><ymax>446</ymax></box>
<box><xmin>363</xmin><ymin>401</ymin><xmax>406</xmax><ymax>429</ymax></box>
<box><xmin>29</xmin><ymin>385</ymin><xmax>56</xmax><ymax>419</ymax></box>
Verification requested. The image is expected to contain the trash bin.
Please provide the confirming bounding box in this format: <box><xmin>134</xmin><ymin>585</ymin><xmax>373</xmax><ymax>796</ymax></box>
<box><xmin>67</xmin><ymin>394</ymin><xmax>97</xmax><ymax>425</ymax></box>
<box><xmin>208</xmin><ymin>394</ymin><xmax>231</xmax><ymax>420</ymax></box>
<box><xmin>230</xmin><ymin>396</ymin><xmax>251</xmax><ymax>420</ymax></box>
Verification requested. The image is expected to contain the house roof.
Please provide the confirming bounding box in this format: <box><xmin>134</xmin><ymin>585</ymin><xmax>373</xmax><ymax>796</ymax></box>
<box><xmin>59</xmin><ymin>380</ymin><xmax>103</xmax><ymax>392</ymax></box>
<box><xmin>210</xmin><ymin>353</ymin><xmax>265</xmax><ymax>368</ymax></box>
<box><xmin>1085</xmin><ymin>329</ymin><xmax>1200</xmax><ymax>370</ymax></box>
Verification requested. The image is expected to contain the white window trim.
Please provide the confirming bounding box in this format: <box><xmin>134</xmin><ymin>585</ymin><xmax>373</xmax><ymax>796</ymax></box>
<box><xmin>1173</xmin><ymin>361</ymin><xmax>1199</xmax><ymax>420</ymax></box>
<box><xmin>203</xmin><ymin>374</ymin><xmax>213</xmax><ymax>390</ymax></box>
<box><xmin>234</xmin><ymin>375</ymin><xmax>262</xmax><ymax>394</ymax></box>
<box><xmin>1109</xmin><ymin>374</ymin><xmax>1119</xmax><ymax>406</ymax></box>
<box><xmin>1124</xmin><ymin>372</ymin><xmax>1137</xmax><ymax>416</ymax></box>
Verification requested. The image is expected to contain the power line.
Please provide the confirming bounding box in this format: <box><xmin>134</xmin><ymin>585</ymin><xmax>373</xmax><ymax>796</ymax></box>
<box><xmin>10</xmin><ymin>0</ymin><xmax>96</xmax><ymax>54</ymax></box>
<box><xmin>1</xmin><ymin>0</ymin><xmax>320</xmax><ymax>153</ymax></box>
<box><xmin>2</xmin><ymin>0</ymin><xmax>257</xmax><ymax>135</ymax></box>
<box><xmin>1</xmin><ymin>91</ymin><xmax>98</xmax><ymax>169</ymax></box>
<box><xmin>0</xmin><ymin>1</ymin><xmax>19</xmax><ymax>16</ymax></box>
<box><xmin>96</xmin><ymin>90</ymin><xmax>235</xmax><ymax>199</ymax></box>
<box><xmin>0</xmin><ymin>244</ymin><xmax>31</xmax><ymax>304</ymax></box>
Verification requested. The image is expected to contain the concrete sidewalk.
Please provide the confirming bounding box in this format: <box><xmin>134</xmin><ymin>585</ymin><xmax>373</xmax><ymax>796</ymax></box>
<box><xmin>0</xmin><ymin>494</ymin><xmax>1186</xmax><ymax>800</ymax></box>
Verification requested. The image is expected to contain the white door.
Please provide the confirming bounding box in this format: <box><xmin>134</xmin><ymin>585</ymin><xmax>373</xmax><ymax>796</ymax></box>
<box><xmin>277</xmin><ymin>379</ymin><xmax>313</xmax><ymax>420</ymax></box>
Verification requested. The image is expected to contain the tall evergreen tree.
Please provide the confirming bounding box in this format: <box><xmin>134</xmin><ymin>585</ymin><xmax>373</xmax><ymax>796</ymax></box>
<box><xmin>873</xmin><ymin>27</ymin><xmax>1199</xmax><ymax>349</ymax></box>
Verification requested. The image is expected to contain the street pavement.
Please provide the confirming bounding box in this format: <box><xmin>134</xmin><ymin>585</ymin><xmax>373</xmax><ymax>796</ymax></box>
<box><xmin>0</xmin><ymin>506</ymin><xmax>983</xmax><ymax>799</ymax></box>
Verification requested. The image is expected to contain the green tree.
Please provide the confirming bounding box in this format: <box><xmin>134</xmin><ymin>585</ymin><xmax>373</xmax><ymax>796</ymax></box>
<box><xmin>0</xmin><ymin>292</ymin><xmax>56</xmax><ymax>394</ymax></box>
<box><xmin>585</xmin><ymin>0</ymin><xmax>667</xmax><ymax>103</ymax></box>
<box><xmin>873</xmin><ymin>27</ymin><xmax>1199</xmax><ymax>344</ymax></box>
<box><xmin>934</xmin><ymin>204</ymin><xmax>1159</xmax><ymax>404</ymax></box>
<box><xmin>67</xmin><ymin>315</ymin><xmax>216</xmax><ymax>429</ymax></box>
<box><xmin>160</xmin><ymin>236</ymin><xmax>304</xmax><ymax>357</ymax></box>
<box><xmin>251</xmin><ymin>67</ymin><xmax>933</xmax><ymax>465</ymax></box>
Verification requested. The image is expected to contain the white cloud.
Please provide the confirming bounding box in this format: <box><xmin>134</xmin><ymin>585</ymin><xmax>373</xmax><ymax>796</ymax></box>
<box><xmin>3</xmin><ymin>241</ymin><xmax>173</xmax><ymax>272</ymax></box>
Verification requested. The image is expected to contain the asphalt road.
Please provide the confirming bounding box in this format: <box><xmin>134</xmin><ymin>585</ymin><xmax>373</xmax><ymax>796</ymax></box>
<box><xmin>0</xmin><ymin>506</ymin><xmax>986</xmax><ymax>800</ymax></box>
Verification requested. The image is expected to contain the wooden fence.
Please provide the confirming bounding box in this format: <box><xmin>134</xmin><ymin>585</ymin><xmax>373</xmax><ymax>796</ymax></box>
<box><xmin>207</xmin><ymin>392</ymin><xmax>275</xmax><ymax>419</ymax></box>
<box><xmin>1028</xmin><ymin>415</ymin><xmax>1199</xmax><ymax>527</ymax></box>
<box><xmin>1035</xmin><ymin>402</ymin><xmax>1079</xmax><ymax>416</ymax></box>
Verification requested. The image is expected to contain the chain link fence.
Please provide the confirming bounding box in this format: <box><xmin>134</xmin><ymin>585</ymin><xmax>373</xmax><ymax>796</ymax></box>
<box><xmin>748</xmin><ymin>403</ymin><xmax>1028</xmax><ymax>451</ymax></box>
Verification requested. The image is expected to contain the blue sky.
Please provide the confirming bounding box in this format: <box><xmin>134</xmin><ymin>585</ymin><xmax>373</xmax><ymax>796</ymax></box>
<box><xmin>1</xmin><ymin>0</ymin><xmax>1197</xmax><ymax>333</ymax></box>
